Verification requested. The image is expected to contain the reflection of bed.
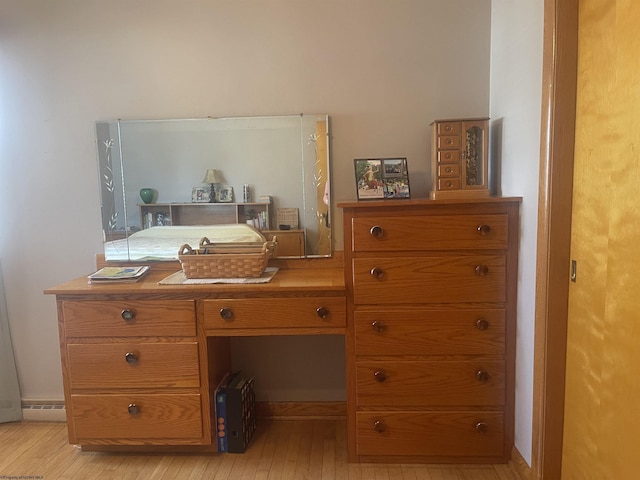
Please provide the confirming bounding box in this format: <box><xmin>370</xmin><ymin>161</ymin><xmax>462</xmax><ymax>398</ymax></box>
<box><xmin>105</xmin><ymin>224</ymin><xmax>266</xmax><ymax>261</ymax></box>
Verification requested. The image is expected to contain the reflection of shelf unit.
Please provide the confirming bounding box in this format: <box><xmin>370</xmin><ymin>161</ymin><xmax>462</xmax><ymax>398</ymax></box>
<box><xmin>138</xmin><ymin>202</ymin><xmax>271</xmax><ymax>230</ymax></box>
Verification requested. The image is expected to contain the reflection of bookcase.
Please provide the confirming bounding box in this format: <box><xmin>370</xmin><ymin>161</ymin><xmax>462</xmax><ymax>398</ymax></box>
<box><xmin>138</xmin><ymin>202</ymin><xmax>271</xmax><ymax>230</ymax></box>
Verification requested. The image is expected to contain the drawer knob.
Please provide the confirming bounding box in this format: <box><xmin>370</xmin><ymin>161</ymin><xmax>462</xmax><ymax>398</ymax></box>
<box><xmin>477</xmin><ymin>224</ymin><xmax>491</xmax><ymax>235</ymax></box>
<box><xmin>445</xmin><ymin>167</ymin><xmax>452</xmax><ymax>173</ymax></box>
<box><xmin>374</xmin><ymin>370</ymin><xmax>387</xmax><ymax>382</ymax></box>
<box><xmin>369</xmin><ymin>225</ymin><xmax>384</xmax><ymax>239</ymax></box>
<box><xmin>371</xmin><ymin>321</ymin><xmax>386</xmax><ymax>332</ymax></box>
<box><xmin>476</xmin><ymin>370</ymin><xmax>490</xmax><ymax>382</ymax></box>
<box><xmin>445</xmin><ymin>181</ymin><xmax>453</xmax><ymax>187</ymax></box>
<box><xmin>127</xmin><ymin>403</ymin><xmax>140</xmax><ymax>416</ymax></box>
<box><xmin>475</xmin><ymin>265</ymin><xmax>489</xmax><ymax>276</ymax></box>
<box><xmin>124</xmin><ymin>352</ymin><xmax>138</xmax><ymax>365</ymax></box>
<box><xmin>121</xmin><ymin>309</ymin><xmax>135</xmax><ymax>321</ymax></box>
<box><xmin>475</xmin><ymin>422</ymin><xmax>489</xmax><ymax>434</ymax></box>
<box><xmin>370</xmin><ymin>267</ymin><xmax>385</xmax><ymax>280</ymax></box>
<box><xmin>219</xmin><ymin>307</ymin><xmax>234</xmax><ymax>321</ymax></box>
<box><xmin>476</xmin><ymin>319</ymin><xmax>489</xmax><ymax>331</ymax></box>
<box><xmin>373</xmin><ymin>420</ymin><xmax>386</xmax><ymax>433</ymax></box>
<box><xmin>316</xmin><ymin>306</ymin><xmax>329</xmax><ymax>319</ymax></box>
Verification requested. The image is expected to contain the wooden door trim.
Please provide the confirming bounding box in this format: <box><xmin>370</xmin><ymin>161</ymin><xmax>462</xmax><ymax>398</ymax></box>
<box><xmin>532</xmin><ymin>0</ymin><xmax>579</xmax><ymax>478</ymax></box>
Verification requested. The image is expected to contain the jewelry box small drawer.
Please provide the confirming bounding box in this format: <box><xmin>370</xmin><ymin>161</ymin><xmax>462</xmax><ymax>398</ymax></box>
<box><xmin>438</xmin><ymin>164</ymin><xmax>460</xmax><ymax>177</ymax></box>
<box><xmin>437</xmin><ymin>135</ymin><xmax>460</xmax><ymax>149</ymax></box>
<box><xmin>203</xmin><ymin>297</ymin><xmax>346</xmax><ymax>330</ymax></box>
<box><xmin>437</xmin><ymin>122</ymin><xmax>461</xmax><ymax>135</ymax></box>
<box><xmin>354</xmin><ymin>309</ymin><xmax>505</xmax><ymax>356</ymax></box>
<box><xmin>62</xmin><ymin>300</ymin><xmax>196</xmax><ymax>337</ymax></box>
<box><xmin>356</xmin><ymin>411</ymin><xmax>504</xmax><ymax>457</ymax></box>
<box><xmin>67</xmin><ymin>342</ymin><xmax>200</xmax><ymax>388</ymax></box>
<box><xmin>438</xmin><ymin>177</ymin><xmax>461</xmax><ymax>190</ymax></box>
<box><xmin>351</xmin><ymin>214</ymin><xmax>508</xmax><ymax>252</ymax></box>
<box><xmin>71</xmin><ymin>393</ymin><xmax>202</xmax><ymax>440</ymax></box>
<box><xmin>438</xmin><ymin>150</ymin><xmax>460</xmax><ymax>163</ymax></box>
<box><xmin>356</xmin><ymin>360</ymin><xmax>505</xmax><ymax>406</ymax></box>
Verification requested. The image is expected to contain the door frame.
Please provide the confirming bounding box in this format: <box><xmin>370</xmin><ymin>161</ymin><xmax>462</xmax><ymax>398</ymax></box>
<box><xmin>531</xmin><ymin>0</ymin><xmax>579</xmax><ymax>478</ymax></box>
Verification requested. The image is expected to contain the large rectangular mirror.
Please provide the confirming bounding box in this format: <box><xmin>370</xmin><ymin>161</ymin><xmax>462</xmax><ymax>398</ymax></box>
<box><xmin>96</xmin><ymin>114</ymin><xmax>331</xmax><ymax>261</ymax></box>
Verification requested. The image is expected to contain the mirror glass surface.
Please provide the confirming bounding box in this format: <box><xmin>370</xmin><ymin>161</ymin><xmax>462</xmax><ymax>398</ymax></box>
<box><xmin>96</xmin><ymin>114</ymin><xmax>331</xmax><ymax>260</ymax></box>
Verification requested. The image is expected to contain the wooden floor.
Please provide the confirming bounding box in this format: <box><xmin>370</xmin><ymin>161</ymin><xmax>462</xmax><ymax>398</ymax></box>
<box><xmin>0</xmin><ymin>420</ymin><xmax>527</xmax><ymax>479</ymax></box>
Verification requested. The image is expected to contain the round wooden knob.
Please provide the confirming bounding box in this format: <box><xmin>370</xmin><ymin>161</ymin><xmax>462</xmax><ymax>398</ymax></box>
<box><xmin>370</xmin><ymin>225</ymin><xmax>384</xmax><ymax>239</ymax></box>
<box><xmin>121</xmin><ymin>309</ymin><xmax>135</xmax><ymax>321</ymax></box>
<box><xmin>476</xmin><ymin>319</ymin><xmax>489</xmax><ymax>331</ymax></box>
<box><xmin>444</xmin><ymin>125</ymin><xmax>452</xmax><ymax>131</ymax></box>
<box><xmin>370</xmin><ymin>267</ymin><xmax>385</xmax><ymax>279</ymax></box>
<box><xmin>219</xmin><ymin>307</ymin><xmax>234</xmax><ymax>321</ymax></box>
<box><xmin>124</xmin><ymin>352</ymin><xmax>138</xmax><ymax>365</ymax></box>
<box><xmin>374</xmin><ymin>370</ymin><xmax>387</xmax><ymax>382</ymax></box>
<box><xmin>445</xmin><ymin>181</ymin><xmax>453</xmax><ymax>187</ymax></box>
<box><xmin>475</xmin><ymin>265</ymin><xmax>489</xmax><ymax>276</ymax></box>
<box><xmin>371</xmin><ymin>321</ymin><xmax>386</xmax><ymax>332</ymax></box>
<box><xmin>475</xmin><ymin>422</ymin><xmax>488</xmax><ymax>433</ymax></box>
<box><xmin>127</xmin><ymin>403</ymin><xmax>140</xmax><ymax>416</ymax></box>
<box><xmin>316</xmin><ymin>306</ymin><xmax>329</xmax><ymax>319</ymax></box>
<box><xmin>373</xmin><ymin>420</ymin><xmax>386</xmax><ymax>433</ymax></box>
<box><xmin>476</xmin><ymin>370</ymin><xmax>490</xmax><ymax>382</ymax></box>
<box><xmin>445</xmin><ymin>153</ymin><xmax>452</xmax><ymax>159</ymax></box>
<box><xmin>477</xmin><ymin>224</ymin><xmax>491</xmax><ymax>235</ymax></box>
<box><xmin>445</xmin><ymin>167</ymin><xmax>453</xmax><ymax>173</ymax></box>
<box><xmin>446</xmin><ymin>139</ymin><xmax>453</xmax><ymax>145</ymax></box>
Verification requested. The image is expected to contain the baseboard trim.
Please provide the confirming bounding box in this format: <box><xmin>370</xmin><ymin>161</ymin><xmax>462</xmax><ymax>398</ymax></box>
<box><xmin>256</xmin><ymin>401</ymin><xmax>346</xmax><ymax>419</ymax></box>
<box><xmin>511</xmin><ymin>446</ymin><xmax>532</xmax><ymax>480</ymax></box>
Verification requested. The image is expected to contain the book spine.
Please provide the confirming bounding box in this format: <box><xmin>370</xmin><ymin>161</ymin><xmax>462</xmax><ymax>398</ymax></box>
<box><xmin>215</xmin><ymin>387</ymin><xmax>227</xmax><ymax>452</ymax></box>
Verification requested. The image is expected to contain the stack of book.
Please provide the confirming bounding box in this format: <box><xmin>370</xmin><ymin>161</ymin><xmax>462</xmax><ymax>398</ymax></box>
<box><xmin>214</xmin><ymin>372</ymin><xmax>256</xmax><ymax>453</ymax></box>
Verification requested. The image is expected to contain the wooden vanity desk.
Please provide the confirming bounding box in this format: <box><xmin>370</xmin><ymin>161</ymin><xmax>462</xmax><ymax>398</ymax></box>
<box><xmin>45</xmin><ymin>257</ymin><xmax>345</xmax><ymax>452</ymax></box>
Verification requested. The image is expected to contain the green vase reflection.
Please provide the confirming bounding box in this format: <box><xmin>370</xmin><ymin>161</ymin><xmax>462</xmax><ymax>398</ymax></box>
<box><xmin>139</xmin><ymin>188</ymin><xmax>155</xmax><ymax>204</ymax></box>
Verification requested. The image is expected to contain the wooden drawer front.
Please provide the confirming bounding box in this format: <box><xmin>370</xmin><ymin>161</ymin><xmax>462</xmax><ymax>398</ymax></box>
<box><xmin>67</xmin><ymin>342</ymin><xmax>200</xmax><ymax>389</ymax></box>
<box><xmin>438</xmin><ymin>163</ymin><xmax>460</xmax><ymax>177</ymax></box>
<box><xmin>352</xmin><ymin>256</ymin><xmax>505</xmax><ymax>305</ymax></box>
<box><xmin>203</xmin><ymin>297</ymin><xmax>346</xmax><ymax>330</ymax></box>
<box><xmin>438</xmin><ymin>135</ymin><xmax>460</xmax><ymax>149</ymax></box>
<box><xmin>351</xmin><ymin>214</ymin><xmax>508</xmax><ymax>251</ymax></box>
<box><xmin>438</xmin><ymin>177</ymin><xmax>460</xmax><ymax>190</ymax></box>
<box><xmin>438</xmin><ymin>150</ymin><xmax>460</xmax><ymax>163</ymax></box>
<box><xmin>356</xmin><ymin>360</ymin><xmax>505</xmax><ymax>406</ymax></box>
<box><xmin>71</xmin><ymin>394</ymin><xmax>202</xmax><ymax>439</ymax></box>
<box><xmin>354</xmin><ymin>309</ymin><xmax>505</xmax><ymax>356</ymax></box>
<box><xmin>63</xmin><ymin>300</ymin><xmax>196</xmax><ymax>337</ymax></box>
<box><xmin>356</xmin><ymin>411</ymin><xmax>504</xmax><ymax>457</ymax></box>
<box><xmin>437</xmin><ymin>122</ymin><xmax>461</xmax><ymax>135</ymax></box>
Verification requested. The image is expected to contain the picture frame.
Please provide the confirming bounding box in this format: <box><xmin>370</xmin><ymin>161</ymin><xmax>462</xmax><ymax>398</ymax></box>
<box><xmin>192</xmin><ymin>186</ymin><xmax>212</xmax><ymax>203</ymax></box>
<box><xmin>217</xmin><ymin>185</ymin><xmax>234</xmax><ymax>203</ymax></box>
<box><xmin>354</xmin><ymin>157</ymin><xmax>410</xmax><ymax>200</ymax></box>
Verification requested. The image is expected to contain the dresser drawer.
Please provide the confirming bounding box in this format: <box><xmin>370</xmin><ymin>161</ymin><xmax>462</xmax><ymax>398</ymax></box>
<box><xmin>438</xmin><ymin>163</ymin><xmax>460</xmax><ymax>177</ymax></box>
<box><xmin>71</xmin><ymin>393</ymin><xmax>202</xmax><ymax>439</ymax></box>
<box><xmin>355</xmin><ymin>309</ymin><xmax>504</xmax><ymax>356</ymax></box>
<box><xmin>67</xmin><ymin>342</ymin><xmax>200</xmax><ymax>388</ymax></box>
<box><xmin>351</xmin><ymin>214</ymin><xmax>508</xmax><ymax>251</ymax></box>
<box><xmin>437</xmin><ymin>135</ymin><xmax>460</xmax><ymax>149</ymax></box>
<box><xmin>352</xmin><ymin>256</ymin><xmax>505</xmax><ymax>305</ymax></box>
<box><xmin>203</xmin><ymin>297</ymin><xmax>345</xmax><ymax>330</ymax></box>
<box><xmin>356</xmin><ymin>360</ymin><xmax>504</xmax><ymax>406</ymax></box>
<box><xmin>63</xmin><ymin>300</ymin><xmax>196</xmax><ymax>337</ymax></box>
<box><xmin>438</xmin><ymin>150</ymin><xmax>460</xmax><ymax>163</ymax></box>
<box><xmin>437</xmin><ymin>122</ymin><xmax>461</xmax><ymax>135</ymax></box>
<box><xmin>356</xmin><ymin>411</ymin><xmax>504</xmax><ymax>457</ymax></box>
<box><xmin>438</xmin><ymin>178</ymin><xmax>460</xmax><ymax>190</ymax></box>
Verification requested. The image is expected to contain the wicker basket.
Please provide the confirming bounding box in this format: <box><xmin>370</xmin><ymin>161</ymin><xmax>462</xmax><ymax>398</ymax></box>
<box><xmin>178</xmin><ymin>237</ymin><xmax>276</xmax><ymax>279</ymax></box>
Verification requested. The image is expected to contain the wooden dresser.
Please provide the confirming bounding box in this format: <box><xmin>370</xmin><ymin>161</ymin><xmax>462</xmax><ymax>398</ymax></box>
<box><xmin>46</xmin><ymin>262</ymin><xmax>345</xmax><ymax>451</ymax></box>
<box><xmin>339</xmin><ymin>198</ymin><xmax>520</xmax><ymax>463</ymax></box>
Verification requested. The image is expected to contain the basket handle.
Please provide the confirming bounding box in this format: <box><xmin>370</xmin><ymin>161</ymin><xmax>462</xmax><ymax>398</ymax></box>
<box><xmin>179</xmin><ymin>244</ymin><xmax>194</xmax><ymax>255</ymax></box>
<box><xmin>199</xmin><ymin>237</ymin><xmax>213</xmax><ymax>248</ymax></box>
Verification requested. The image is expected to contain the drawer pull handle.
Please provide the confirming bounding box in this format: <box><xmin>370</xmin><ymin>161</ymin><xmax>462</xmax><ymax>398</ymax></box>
<box><xmin>369</xmin><ymin>225</ymin><xmax>384</xmax><ymax>239</ymax></box>
<box><xmin>124</xmin><ymin>352</ymin><xmax>138</xmax><ymax>365</ymax></box>
<box><xmin>476</xmin><ymin>370</ymin><xmax>490</xmax><ymax>382</ymax></box>
<box><xmin>219</xmin><ymin>307</ymin><xmax>234</xmax><ymax>321</ymax></box>
<box><xmin>475</xmin><ymin>265</ymin><xmax>489</xmax><ymax>276</ymax></box>
<box><xmin>121</xmin><ymin>309</ymin><xmax>135</xmax><ymax>321</ymax></box>
<box><xmin>371</xmin><ymin>321</ymin><xmax>386</xmax><ymax>332</ymax></box>
<box><xmin>127</xmin><ymin>403</ymin><xmax>140</xmax><ymax>416</ymax></box>
<box><xmin>445</xmin><ymin>167</ymin><xmax>452</xmax><ymax>173</ymax></box>
<box><xmin>475</xmin><ymin>422</ymin><xmax>489</xmax><ymax>434</ymax></box>
<box><xmin>445</xmin><ymin>181</ymin><xmax>453</xmax><ymax>187</ymax></box>
<box><xmin>374</xmin><ymin>370</ymin><xmax>387</xmax><ymax>382</ymax></box>
<box><xmin>316</xmin><ymin>306</ymin><xmax>329</xmax><ymax>319</ymax></box>
<box><xmin>476</xmin><ymin>319</ymin><xmax>489</xmax><ymax>331</ymax></box>
<box><xmin>477</xmin><ymin>224</ymin><xmax>491</xmax><ymax>235</ymax></box>
<box><xmin>370</xmin><ymin>267</ymin><xmax>385</xmax><ymax>279</ymax></box>
<box><xmin>373</xmin><ymin>420</ymin><xmax>386</xmax><ymax>433</ymax></box>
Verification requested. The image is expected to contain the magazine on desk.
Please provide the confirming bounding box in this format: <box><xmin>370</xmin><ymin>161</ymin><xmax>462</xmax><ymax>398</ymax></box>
<box><xmin>88</xmin><ymin>265</ymin><xmax>150</xmax><ymax>284</ymax></box>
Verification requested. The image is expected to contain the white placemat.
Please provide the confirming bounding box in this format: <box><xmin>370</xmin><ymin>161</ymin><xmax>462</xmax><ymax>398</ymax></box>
<box><xmin>159</xmin><ymin>267</ymin><xmax>279</xmax><ymax>285</ymax></box>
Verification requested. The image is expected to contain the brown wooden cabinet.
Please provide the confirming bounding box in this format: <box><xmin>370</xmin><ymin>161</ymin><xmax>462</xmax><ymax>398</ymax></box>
<box><xmin>339</xmin><ymin>198</ymin><xmax>520</xmax><ymax>463</ymax></box>
<box><xmin>430</xmin><ymin>118</ymin><xmax>490</xmax><ymax>199</ymax></box>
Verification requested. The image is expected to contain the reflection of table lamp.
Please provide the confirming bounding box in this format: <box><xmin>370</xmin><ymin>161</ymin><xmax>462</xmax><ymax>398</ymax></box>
<box><xmin>202</xmin><ymin>169</ymin><xmax>222</xmax><ymax>203</ymax></box>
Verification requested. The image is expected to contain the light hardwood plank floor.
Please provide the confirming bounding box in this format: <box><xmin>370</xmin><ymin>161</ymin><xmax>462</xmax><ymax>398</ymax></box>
<box><xmin>0</xmin><ymin>420</ymin><xmax>527</xmax><ymax>480</ymax></box>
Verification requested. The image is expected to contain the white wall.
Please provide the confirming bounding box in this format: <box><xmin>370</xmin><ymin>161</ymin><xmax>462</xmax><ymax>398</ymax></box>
<box><xmin>489</xmin><ymin>0</ymin><xmax>544</xmax><ymax>466</ymax></box>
